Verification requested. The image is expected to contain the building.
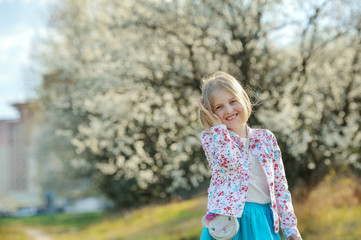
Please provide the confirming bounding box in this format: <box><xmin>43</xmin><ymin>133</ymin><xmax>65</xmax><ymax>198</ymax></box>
<box><xmin>0</xmin><ymin>100</ymin><xmax>111</xmax><ymax>214</ymax></box>
<box><xmin>0</xmin><ymin>102</ymin><xmax>42</xmax><ymax>212</ymax></box>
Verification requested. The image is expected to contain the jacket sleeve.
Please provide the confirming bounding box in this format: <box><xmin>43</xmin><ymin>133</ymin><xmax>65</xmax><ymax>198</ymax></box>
<box><xmin>269</xmin><ymin>131</ymin><xmax>300</xmax><ymax>238</ymax></box>
<box><xmin>201</xmin><ymin>124</ymin><xmax>237</xmax><ymax>169</ymax></box>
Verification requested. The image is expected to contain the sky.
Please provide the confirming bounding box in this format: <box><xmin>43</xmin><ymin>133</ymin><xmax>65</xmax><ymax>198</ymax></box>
<box><xmin>0</xmin><ymin>0</ymin><xmax>51</xmax><ymax>120</ymax></box>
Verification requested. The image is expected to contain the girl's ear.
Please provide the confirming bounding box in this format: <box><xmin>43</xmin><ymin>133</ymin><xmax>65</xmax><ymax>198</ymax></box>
<box><xmin>202</xmin><ymin>215</ymin><xmax>210</xmax><ymax>227</ymax></box>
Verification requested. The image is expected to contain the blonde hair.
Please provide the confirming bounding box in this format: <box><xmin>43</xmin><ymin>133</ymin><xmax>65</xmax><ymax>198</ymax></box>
<box><xmin>199</xmin><ymin>71</ymin><xmax>252</xmax><ymax>132</ymax></box>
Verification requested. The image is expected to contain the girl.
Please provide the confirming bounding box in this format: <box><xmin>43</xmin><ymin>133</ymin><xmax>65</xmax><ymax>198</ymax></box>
<box><xmin>198</xmin><ymin>72</ymin><xmax>302</xmax><ymax>240</ymax></box>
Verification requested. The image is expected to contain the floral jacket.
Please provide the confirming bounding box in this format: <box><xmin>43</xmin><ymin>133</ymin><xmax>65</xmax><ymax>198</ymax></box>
<box><xmin>201</xmin><ymin>124</ymin><xmax>300</xmax><ymax>238</ymax></box>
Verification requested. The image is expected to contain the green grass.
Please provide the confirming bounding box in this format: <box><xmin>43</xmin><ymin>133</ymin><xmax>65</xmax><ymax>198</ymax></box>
<box><xmin>0</xmin><ymin>212</ymin><xmax>106</xmax><ymax>238</ymax></box>
<box><xmin>0</xmin><ymin>212</ymin><xmax>104</xmax><ymax>227</ymax></box>
<box><xmin>0</xmin><ymin>198</ymin><xmax>207</xmax><ymax>240</ymax></box>
<box><xmin>51</xmin><ymin>197</ymin><xmax>207</xmax><ymax>240</ymax></box>
<box><xmin>1</xmin><ymin>175</ymin><xmax>361</xmax><ymax>240</ymax></box>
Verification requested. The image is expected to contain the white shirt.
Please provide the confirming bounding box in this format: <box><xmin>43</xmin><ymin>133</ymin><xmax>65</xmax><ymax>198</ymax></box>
<box><xmin>241</xmin><ymin>137</ymin><xmax>271</xmax><ymax>204</ymax></box>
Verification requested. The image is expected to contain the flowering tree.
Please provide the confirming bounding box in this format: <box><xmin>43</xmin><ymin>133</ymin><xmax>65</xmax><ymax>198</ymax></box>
<box><xmin>36</xmin><ymin>0</ymin><xmax>360</xmax><ymax>207</ymax></box>
<box><xmin>257</xmin><ymin>0</ymin><xmax>361</xmax><ymax>187</ymax></box>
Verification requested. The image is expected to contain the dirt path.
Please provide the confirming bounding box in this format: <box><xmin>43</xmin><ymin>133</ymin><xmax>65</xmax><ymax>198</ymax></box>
<box><xmin>25</xmin><ymin>228</ymin><xmax>52</xmax><ymax>240</ymax></box>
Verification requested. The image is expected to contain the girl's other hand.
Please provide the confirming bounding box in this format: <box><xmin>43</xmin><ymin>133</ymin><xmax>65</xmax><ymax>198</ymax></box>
<box><xmin>287</xmin><ymin>234</ymin><xmax>302</xmax><ymax>240</ymax></box>
<box><xmin>198</xmin><ymin>97</ymin><xmax>222</xmax><ymax>127</ymax></box>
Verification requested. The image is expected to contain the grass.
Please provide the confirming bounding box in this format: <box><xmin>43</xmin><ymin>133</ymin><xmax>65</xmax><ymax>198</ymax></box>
<box><xmin>294</xmin><ymin>174</ymin><xmax>361</xmax><ymax>239</ymax></box>
<box><xmin>0</xmin><ymin>212</ymin><xmax>106</xmax><ymax>239</ymax></box>
<box><xmin>0</xmin><ymin>212</ymin><xmax>105</xmax><ymax>227</ymax></box>
<box><xmin>1</xmin><ymin>174</ymin><xmax>361</xmax><ymax>240</ymax></box>
<box><xmin>0</xmin><ymin>223</ymin><xmax>31</xmax><ymax>240</ymax></box>
<box><xmin>47</xmin><ymin>197</ymin><xmax>207</xmax><ymax>240</ymax></box>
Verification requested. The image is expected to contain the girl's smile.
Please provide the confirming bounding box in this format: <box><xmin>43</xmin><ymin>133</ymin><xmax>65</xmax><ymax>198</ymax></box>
<box><xmin>225</xmin><ymin>113</ymin><xmax>238</xmax><ymax>121</ymax></box>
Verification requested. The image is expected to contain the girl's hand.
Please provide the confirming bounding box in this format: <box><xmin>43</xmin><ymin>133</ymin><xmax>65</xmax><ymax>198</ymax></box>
<box><xmin>198</xmin><ymin>97</ymin><xmax>222</xmax><ymax>127</ymax></box>
<box><xmin>287</xmin><ymin>234</ymin><xmax>302</xmax><ymax>240</ymax></box>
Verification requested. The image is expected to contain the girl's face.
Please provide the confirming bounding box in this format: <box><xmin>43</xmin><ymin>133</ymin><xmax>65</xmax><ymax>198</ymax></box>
<box><xmin>211</xmin><ymin>89</ymin><xmax>244</xmax><ymax>133</ymax></box>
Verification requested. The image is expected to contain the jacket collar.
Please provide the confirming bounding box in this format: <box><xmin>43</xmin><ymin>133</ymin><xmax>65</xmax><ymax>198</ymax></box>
<box><xmin>228</xmin><ymin>124</ymin><xmax>253</xmax><ymax>147</ymax></box>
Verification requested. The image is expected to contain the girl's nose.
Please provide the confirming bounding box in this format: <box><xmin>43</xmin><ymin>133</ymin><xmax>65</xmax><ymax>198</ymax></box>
<box><xmin>224</xmin><ymin>104</ymin><xmax>232</xmax><ymax>114</ymax></box>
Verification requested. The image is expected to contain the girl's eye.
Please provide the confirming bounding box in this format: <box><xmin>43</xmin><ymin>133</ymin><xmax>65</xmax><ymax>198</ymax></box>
<box><xmin>230</xmin><ymin>100</ymin><xmax>236</xmax><ymax>104</ymax></box>
<box><xmin>215</xmin><ymin>105</ymin><xmax>222</xmax><ymax>110</ymax></box>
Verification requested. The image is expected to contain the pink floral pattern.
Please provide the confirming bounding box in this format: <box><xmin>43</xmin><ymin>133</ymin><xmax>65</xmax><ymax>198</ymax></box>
<box><xmin>201</xmin><ymin>124</ymin><xmax>300</xmax><ymax>238</ymax></box>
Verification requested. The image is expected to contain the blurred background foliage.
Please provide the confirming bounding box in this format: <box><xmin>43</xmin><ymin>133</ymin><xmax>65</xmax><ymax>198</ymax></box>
<box><xmin>32</xmin><ymin>0</ymin><xmax>360</xmax><ymax>209</ymax></box>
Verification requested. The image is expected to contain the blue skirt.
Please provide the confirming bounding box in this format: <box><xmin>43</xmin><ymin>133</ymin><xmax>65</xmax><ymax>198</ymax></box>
<box><xmin>200</xmin><ymin>202</ymin><xmax>281</xmax><ymax>240</ymax></box>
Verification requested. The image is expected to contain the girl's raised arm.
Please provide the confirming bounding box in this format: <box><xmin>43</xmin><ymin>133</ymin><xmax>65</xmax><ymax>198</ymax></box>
<box><xmin>199</xmin><ymin>98</ymin><xmax>238</xmax><ymax>169</ymax></box>
<box><xmin>201</xmin><ymin>125</ymin><xmax>239</xmax><ymax>169</ymax></box>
